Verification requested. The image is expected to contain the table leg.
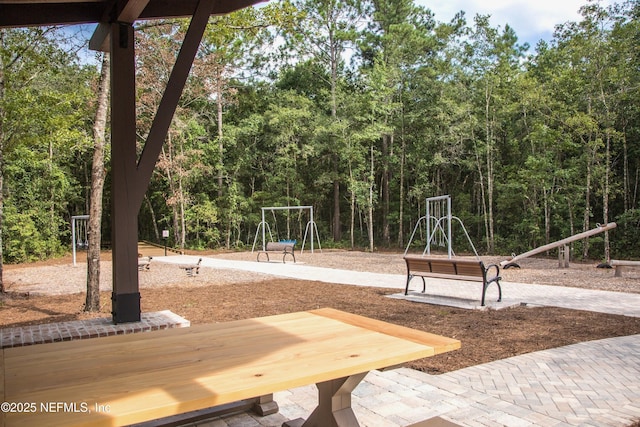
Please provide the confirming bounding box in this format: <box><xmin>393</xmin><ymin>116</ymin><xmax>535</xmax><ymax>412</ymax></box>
<box><xmin>254</xmin><ymin>393</ymin><xmax>279</xmax><ymax>416</ymax></box>
<box><xmin>283</xmin><ymin>372</ymin><xmax>368</xmax><ymax>427</ymax></box>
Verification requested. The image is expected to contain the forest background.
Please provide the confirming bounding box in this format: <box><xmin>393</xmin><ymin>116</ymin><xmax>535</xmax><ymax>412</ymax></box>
<box><xmin>0</xmin><ymin>0</ymin><xmax>639</xmax><ymax>273</ymax></box>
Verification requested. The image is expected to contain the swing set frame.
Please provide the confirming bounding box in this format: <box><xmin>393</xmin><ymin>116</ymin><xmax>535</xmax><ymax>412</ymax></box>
<box><xmin>251</xmin><ymin>206</ymin><xmax>322</xmax><ymax>254</ymax></box>
<box><xmin>71</xmin><ymin>215</ymin><xmax>90</xmax><ymax>266</ymax></box>
<box><xmin>404</xmin><ymin>195</ymin><xmax>479</xmax><ymax>259</ymax></box>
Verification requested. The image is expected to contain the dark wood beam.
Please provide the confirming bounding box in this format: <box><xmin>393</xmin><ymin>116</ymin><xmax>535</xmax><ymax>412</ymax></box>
<box><xmin>110</xmin><ymin>0</ymin><xmax>215</xmax><ymax>323</ymax></box>
<box><xmin>0</xmin><ymin>3</ymin><xmax>104</xmax><ymax>28</ymax></box>
<box><xmin>110</xmin><ymin>21</ymin><xmax>140</xmax><ymax>323</ymax></box>
<box><xmin>0</xmin><ymin>0</ymin><xmax>265</xmax><ymax>28</ymax></box>
<box><xmin>89</xmin><ymin>0</ymin><xmax>150</xmax><ymax>51</ymax></box>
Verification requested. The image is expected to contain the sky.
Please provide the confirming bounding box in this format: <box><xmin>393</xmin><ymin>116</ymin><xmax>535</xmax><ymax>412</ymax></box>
<box><xmin>415</xmin><ymin>0</ymin><xmax>616</xmax><ymax>48</ymax></box>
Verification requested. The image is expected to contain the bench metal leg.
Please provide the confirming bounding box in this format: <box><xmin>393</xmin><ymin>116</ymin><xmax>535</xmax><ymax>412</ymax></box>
<box><xmin>481</xmin><ymin>278</ymin><xmax>502</xmax><ymax>306</ymax></box>
<box><xmin>405</xmin><ymin>275</ymin><xmax>426</xmax><ymax>295</ymax></box>
<box><xmin>283</xmin><ymin>372</ymin><xmax>367</xmax><ymax>427</ymax></box>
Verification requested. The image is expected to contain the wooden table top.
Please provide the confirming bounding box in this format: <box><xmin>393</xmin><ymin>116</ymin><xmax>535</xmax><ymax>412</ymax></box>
<box><xmin>0</xmin><ymin>308</ymin><xmax>460</xmax><ymax>427</ymax></box>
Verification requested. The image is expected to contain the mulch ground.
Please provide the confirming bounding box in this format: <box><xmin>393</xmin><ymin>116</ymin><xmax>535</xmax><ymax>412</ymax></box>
<box><xmin>2</xmin><ymin>270</ymin><xmax>640</xmax><ymax>374</ymax></box>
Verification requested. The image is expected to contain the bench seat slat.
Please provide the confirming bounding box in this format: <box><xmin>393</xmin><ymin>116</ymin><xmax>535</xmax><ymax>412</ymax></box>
<box><xmin>410</xmin><ymin>272</ymin><xmax>484</xmax><ymax>283</ymax></box>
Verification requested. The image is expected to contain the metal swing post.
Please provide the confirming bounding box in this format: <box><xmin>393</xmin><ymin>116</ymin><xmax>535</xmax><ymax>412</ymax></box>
<box><xmin>251</xmin><ymin>208</ymin><xmax>273</xmax><ymax>252</ymax></box>
<box><xmin>301</xmin><ymin>206</ymin><xmax>322</xmax><ymax>254</ymax></box>
<box><xmin>71</xmin><ymin>215</ymin><xmax>90</xmax><ymax>267</ymax></box>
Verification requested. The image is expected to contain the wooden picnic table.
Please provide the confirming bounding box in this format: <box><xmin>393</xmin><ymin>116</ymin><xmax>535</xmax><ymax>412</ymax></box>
<box><xmin>0</xmin><ymin>308</ymin><xmax>460</xmax><ymax>427</ymax></box>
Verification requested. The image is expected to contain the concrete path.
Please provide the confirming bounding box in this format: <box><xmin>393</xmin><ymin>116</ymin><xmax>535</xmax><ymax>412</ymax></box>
<box><xmin>155</xmin><ymin>256</ymin><xmax>640</xmax><ymax>427</ymax></box>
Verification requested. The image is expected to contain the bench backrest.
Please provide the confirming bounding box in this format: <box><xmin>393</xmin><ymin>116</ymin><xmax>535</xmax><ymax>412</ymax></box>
<box><xmin>404</xmin><ymin>256</ymin><xmax>485</xmax><ymax>279</ymax></box>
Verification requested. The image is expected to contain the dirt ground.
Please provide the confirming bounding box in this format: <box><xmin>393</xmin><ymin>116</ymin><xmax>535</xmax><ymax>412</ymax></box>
<box><xmin>2</xmin><ymin>249</ymin><xmax>640</xmax><ymax>375</ymax></box>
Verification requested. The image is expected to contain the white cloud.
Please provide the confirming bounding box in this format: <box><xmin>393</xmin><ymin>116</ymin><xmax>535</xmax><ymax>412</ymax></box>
<box><xmin>416</xmin><ymin>0</ymin><xmax>615</xmax><ymax>46</ymax></box>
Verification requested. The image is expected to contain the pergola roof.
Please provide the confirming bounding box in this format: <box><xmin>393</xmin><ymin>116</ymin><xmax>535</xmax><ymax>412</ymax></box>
<box><xmin>0</xmin><ymin>0</ymin><xmax>265</xmax><ymax>28</ymax></box>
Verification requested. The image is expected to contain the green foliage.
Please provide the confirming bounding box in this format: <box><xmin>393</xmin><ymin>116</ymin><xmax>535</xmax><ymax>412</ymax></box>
<box><xmin>4</xmin><ymin>1</ymin><xmax>640</xmax><ymax>262</ymax></box>
<box><xmin>612</xmin><ymin>209</ymin><xmax>640</xmax><ymax>259</ymax></box>
<box><xmin>186</xmin><ymin>199</ymin><xmax>221</xmax><ymax>249</ymax></box>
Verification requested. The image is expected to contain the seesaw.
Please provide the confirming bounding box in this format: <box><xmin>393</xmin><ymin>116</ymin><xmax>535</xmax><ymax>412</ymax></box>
<box><xmin>500</xmin><ymin>222</ymin><xmax>617</xmax><ymax>269</ymax></box>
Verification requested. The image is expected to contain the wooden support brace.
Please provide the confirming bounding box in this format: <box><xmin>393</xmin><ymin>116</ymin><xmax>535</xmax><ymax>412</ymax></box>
<box><xmin>253</xmin><ymin>394</ymin><xmax>279</xmax><ymax>416</ymax></box>
<box><xmin>283</xmin><ymin>372</ymin><xmax>368</xmax><ymax>427</ymax></box>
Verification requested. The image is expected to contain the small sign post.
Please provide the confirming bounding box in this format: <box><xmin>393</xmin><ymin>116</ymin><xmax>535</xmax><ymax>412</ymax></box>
<box><xmin>162</xmin><ymin>229</ymin><xmax>169</xmax><ymax>256</ymax></box>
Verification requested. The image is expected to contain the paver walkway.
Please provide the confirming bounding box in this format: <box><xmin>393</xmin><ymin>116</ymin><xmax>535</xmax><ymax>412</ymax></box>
<box><xmin>154</xmin><ymin>256</ymin><xmax>640</xmax><ymax>427</ymax></box>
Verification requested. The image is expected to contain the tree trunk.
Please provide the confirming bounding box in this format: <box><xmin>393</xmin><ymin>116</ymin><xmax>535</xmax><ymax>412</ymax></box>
<box><xmin>484</xmin><ymin>85</ymin><xmax>495</xmax><ymax>254</ymax></box>
<box><xmin>622</xmin><ymin>124</ymin><xmax>629</xmax><ymax>212</ymax></box>
<box><xmin>381</xmin><ymin>134</ymin><xmax>391</xmax><ymax>246</ymax></box>
<box><xmin>161</xmin><ymin>142</ymin><xmax>179</xmax><ymax>247</ymax></box>
<box><xmin>368</xmin><ymin>145</ymin><xmax>375</xmax><ymax>252</ymax></box>
<box><xmin>472</xmin><ymin>122</ymin><xmax>490</xmax><ymax>254</ymax></box>
<box><xmin>144</xmin><ymin>194</ymin><xmax>160</xmax><ymax>241</ymax></box>
<box><xmin>0</xmin><ymin>30</ymin><xmax>6</xmax><ymax>293</ymax></box>
<box><xmin>398</xmin><ymin>114</ymin><xmax>406</xmax><ymax>248</ymax></box>
<box><xmin>603</xmin><ymin>131</ymin><xmax>611</xmax><ymax>262</ymax></box>
<box><xmin>330</xmin><ymin>37</ymin><xmax>341</xmax><ymax>243</ymax></box>
<box><xmin>85</xmin><ymin>53</ymin><xmax>110</xmax><ymax>312</ymax></box>
<box><xmin>177</xmin><ymin>137</ymin><xmax>187</xmax><ymax>249</ymax></box>
<box><xmin>583</xmin><ymin>139</ymin><xmax>593</xmax><ymax>260</ymax></box>
<box><xmin>0</xmin><ymin>146</ymin><xmax>3</xmax><ymax>294</ymax></box>
<box><xmin>216</xmin><ymin>66</ymin><xmax>224</xmax><ymax>198</ymax></box>
<box><xmin>333</xmin><ymin>162</ymin><xmax>341</xmax><ymax>242</ymax></box>
<box><xmin>350</xmin><ymin>187</ymin><xmax>356</xmax><ymax>249</ymax></box>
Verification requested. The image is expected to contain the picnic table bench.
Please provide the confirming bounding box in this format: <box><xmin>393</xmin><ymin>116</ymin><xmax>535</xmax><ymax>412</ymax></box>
<box><xmin>404</xmin><ymin>255</ymin><xmax>502</xmax><ymax>306</ymax></box>
<box><xmin>257</xmin><ymin>241</ymin><xmax>296</xmax><ymax>263</ymax></box>
<box><xmin>0</xmin><ymin>308</ymin><xmax>459</xmax><ymax>427</ymax></box>
<box><xmin>178</xmin><ymin>257</ymin><xmax>202</xmax><ymax>276</ymax></box>
<box><xmin>610</xmin><ymin>259</ymin><xmax>640</xmax><ymax>277</ymax></box>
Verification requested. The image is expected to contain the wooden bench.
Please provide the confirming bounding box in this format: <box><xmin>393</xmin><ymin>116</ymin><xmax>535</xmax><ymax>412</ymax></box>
<box><xmin>137</xmin><ymin>256</ymin><xmax>152</xmax><ymax>271</ymax></box>
<box><xmin>257</xmin><ymin>241</ymin><xmax>296</xmax><ymax>263</ymax></box>
<box><xmin>178</xmin><ymin>257</ymin><xmax>202</xmax><ymax>276</ymax></box>
<box><xmin>404</xmin><ymin>255</ymin><xmax>502</xmax><ymax>306</ymax></box>
<box><xmin>1</xmin><ymin>308</ymin><xmax>459</xmax><ymax>427</ymax></box>
<box><xmin>610</xmin><ymin>259</ymin><xmax>640</xmax><ymax>277</ymax></box>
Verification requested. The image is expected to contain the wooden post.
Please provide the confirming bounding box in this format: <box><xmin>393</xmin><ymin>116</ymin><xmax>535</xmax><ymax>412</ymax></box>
<box><xmin>110</xmin><ymin>22</ymin><xmax>141</xmax><ymax>323</ymax></box>
<box><xmin>558</xmin><ymin>244</ymin><xmax>569</xmax><ymax>268</ymax></box>
<box><xmin>107</xmin><ymin>0</ymin><xmax>216</xmax><ymax>323</ymax></box>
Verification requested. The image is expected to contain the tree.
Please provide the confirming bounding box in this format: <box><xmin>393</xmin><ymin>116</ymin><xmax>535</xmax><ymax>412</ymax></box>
<box><xmin>549</xmin><ymin>2</ymin><xmax>627</xmax><ymax>260</ymax></box>
<box><xmin>85</xmin><ymin>53</ymin><xmax>109</xmax><ymax>312</ymax></box>
<box><xmin>285</xmin><ymin>0</ymin><xmax>364</xmax><ymax>243</ymax></box>
<box><xmin>361</xmin><ymin>0</ymin><xmax>440</xmax><ymax>247</ymax></box>
<box><xmin>1</xmin><ymin>28</ymin><xmax>92</xmax><ymax>292</ymax></box>
<box><xmin>464</xmin><ymin>16</ymin><xmax>528</xmax><ymax>253</ymax></box>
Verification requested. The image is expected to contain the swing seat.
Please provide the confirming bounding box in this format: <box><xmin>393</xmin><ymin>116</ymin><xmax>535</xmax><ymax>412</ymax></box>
<box><xmin>257</xmin><ymin>242</ymin><xmax>296</xmax><ymax>263</ymax></box>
